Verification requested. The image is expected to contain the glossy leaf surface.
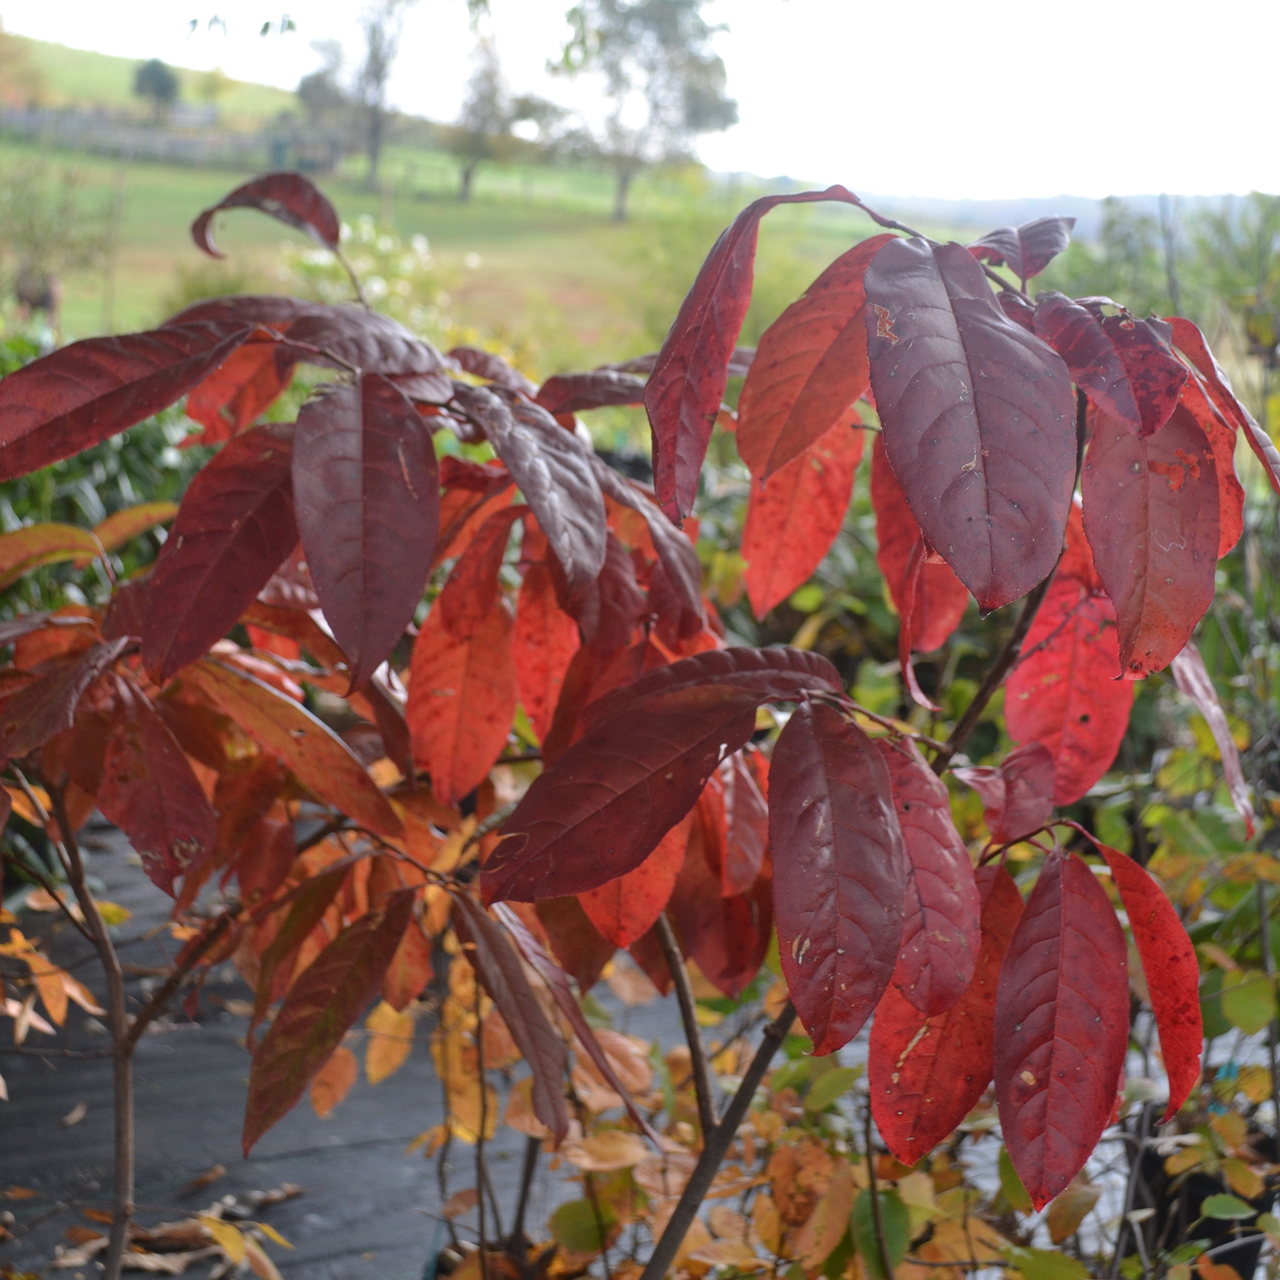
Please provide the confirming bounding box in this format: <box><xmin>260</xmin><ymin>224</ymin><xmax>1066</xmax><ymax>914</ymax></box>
<box><xmin>192</xmin><ymin>171</ymin><xmax>341</xmax><ymax>257</ymax></box>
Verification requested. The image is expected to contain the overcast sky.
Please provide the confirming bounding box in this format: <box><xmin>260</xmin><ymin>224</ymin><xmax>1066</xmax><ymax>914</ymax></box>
<box><xmin>4</xmin><ymin>0</ymin><xmax>1277</xmax><ymax>200</ymax></box>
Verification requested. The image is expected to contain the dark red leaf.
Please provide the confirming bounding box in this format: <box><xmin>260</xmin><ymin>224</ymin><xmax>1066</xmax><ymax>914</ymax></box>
<box><xmin>513</xmin><ymin>559</ymin><xmax>580</xmax><ymax>743</ymax></box>
<box><xmin>192</xmin><ymin>171</ymin><xmax>340</xmax><ymax>258</ymax></box>
<box><xmin>645</xmin><ymin>184</ymin><xmax>866</xmax><ymax>520</ymax></box>
<box><xmin>532</xmin><ymin>897</ymin><xmax>616</xmax><ymax>992</ymax></box>
<box><xmin>718</xmin><ymin>750</ymin><xmax>768</xmax><ymax>897</ymax></box>
<box><xmin>994</xmin><ymin>850</ymin><xmax>1129</xmax><ymax>1209</ymax></box>
<box><xmin>0</xmin><ymin>322</ymin><xmax>256</xmax><ymax>481</ymax></box>
<box><xmin>144</xmin><ymin>424</ymin><xmax>297</xmax><ymax>682</ymax></box>
<box><xmin>572</xmin><ymin>530</ymin><xmax>647</xmax><ymax>654</ymax></box>
<box><xmin>877</xmin><ymin>738</ymin><xmax>979</xmax><ymax>1016</ymax></box>
<box><xmin>536</xmin><ymin>371</ymin><xmax>647</xmax><ymax>416</ymax></box>
<box><xmin>1058</xmin><ymin>495</ymin><xmax>1102</xmax><ymax>592</ymax></box>
<box><xmin>1082</xmin><ymin>405</ymin><xmax>1220</xmax><ymax>677</ymax></box>
<box><xmin>1170</xmin><ymin>641</ymin><xmax>1254</xmax><ymax>835</ymax></box>
<box><xmin>953</xmin><ymin>742</ymin><xmax>1056</xmax><ymax>845</ymax></box>
<box><xmin>448</xmin><ymin>345</ymin><xmax>537</xmax><ymax>396</ymax></box>
<box><xmin>737</xmin><ymin>235</ymin><xmax>895</xmax><ymax>479</ymax></box>
<box><xmin>293</xmin><ymin>375</ymin><xmax>438</xmax><ymax>689</ymax></box>
<box><xmin>1176</xmin><ymin>373</ymin><xmax>1245</xmax><ymax>558</ymax></box>
<box><xmin>406</xmin><ymin>598</ymin><xmax>517</xmax><ymax>806</ymax></box>
<box><xmin>451</xmin><ymin>892</ymin><xmax>569</xmax><ymax>1144</ymax></box>
<box><xmin>968</xmin><ymin>217</ymin><xmax>1076</xmax><ymax>282</ymax></box>
<box><xmin>1005</xmin><ymin>577</ymin><xmax>1131</xmax><ymax>807</ymax></box>
<box><xmin>770</xmin><ymin>699</ymin><xmax>906</xmax><ymax>1054</ymax></box>
<box><xmin>0</xmin><ymin>637</ymin><xmax>132</xmax><ymax>760</ymax></box>
<box><xmin>97</xmin><ymin>680</ymin><xmax>217</xmax><ymax>897</ymax></box>
<box><xmin>243</xmin><ymin>887</ymin><xmax>415</xmax><ymax>1153</ymax></box>
<box><xmin>870</xmin><ymin>864</ymin><xmax>1023</xmax><ymax>1166</ymax></box>
<box><xmin>742</xmin><ymin>417</ymin><xmax>862</xmax><ymax>618</ymax></box>
<box><xmin>185</xmin><ymin>337</ymin><xmax>295</xmax><ymax>444</ymax></box>
<box><xmin>865</xmin><ymin>238</ymin><xmax>1076</xmax><ymax>611</ymax></box>
<box><xmin>451</xmin><ymin>384</ymin><xmax>607</xmax><ymax>606</ymax></box>
<box><xmin>998</xmin><ymin>290</ymin><xmax>1037</xmax><ymax>332</ymax></box>
<box><xmin>1091</xmin><ymin>840</ymin><xmax>1202</xmax><ymax>1120</ymax></box>
<box><xmin>1167</xmin><ymin>315</ymin><xmax>1280</xmax><ymax>494</ymax></box>
<box><xmin>438</xmin><ymin>505</ymin><xmax>525</xmax><ymax>640</ymax></box>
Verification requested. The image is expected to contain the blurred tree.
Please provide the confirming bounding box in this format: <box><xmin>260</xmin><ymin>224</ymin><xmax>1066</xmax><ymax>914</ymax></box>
<box><xmin>134</xmin><ymin>58</ymin><xmax>180</xmax><ymax>123</ymax></box>
<box><xmin>297</xmin><ymin>40</ymin><xmax>351</xmax><ymax>128</ymax></box>
<box><xmin>355</xmin><ymin>0</ymin><xmax>417</xmax><ymax>191</ymax></box>
<box><xmin>0</xmin><ymin>20</ymin><xmax>45</xmax><ymax>106</ymax></box>
<box><xmin>196</xmin><ymin>66</ymin><xmax>232</xmax><ymax>109</ymax></box>
<box><xmin>554</xmin><ymin>0</ymin><xmax>737</xmax><ymax>221</ymax></box>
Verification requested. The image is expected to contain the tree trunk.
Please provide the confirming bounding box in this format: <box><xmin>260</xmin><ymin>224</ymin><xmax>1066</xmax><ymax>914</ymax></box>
<box><xmin>460</xmin><ymin>162</ymin><xmax>478</xmax><ymax>203</ymax></box>
<box><xmin>365</xmin><ymin>105</ymin><xmax>384</xmax><ymax>192</ymax></box>
<box><xmin>613</xmin><ymin>168</ymin><xmax>634</xmax><ymax>223</ymax></box>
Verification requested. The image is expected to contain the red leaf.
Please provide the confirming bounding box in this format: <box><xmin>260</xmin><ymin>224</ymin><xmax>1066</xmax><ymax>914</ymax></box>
<box><xmin>668</xmin><ymin>804</ymin><xmax>773</xmax><ymax>999</ymax></box>
<box><xmin>1091</xmin><ymin>841</ymin><xmax>1202</xmax><ymax>1120</ymax></box>
<box><xmin>406</xmin><ymin>599</ymin><xmax>517</xmax><ymax>806</ymax></box>
<box><xmin>1058</xmin><ymin>496</ymin><xmax>1102</xmax><ymax>592</ymax></box>
<box><xmin>741</xmin><ymin>417</ymin><xmax>862</xmax><ymax>618</ymax></box>
<box><xmin>451</xmin><ymin>892</ymin><xmax>569</xmax><ymax>1144</ymax></box>
<box><xmin>243</xmin><ymin>888</ymin><xmax>415</xmax><ymax>1153</ymax></box>
<box><xmin>865</xmin><ymin>238</ymin><xmax>1076</xmax><ymax>611</ymax></box>
<box><xmin>536</xmin><ymin>371</ymin><xmax>646</xmax><ymax>416</ymax></box>
<box><xmin>448</xmin><ymin>345</ymin><xmax>537</xmax><ymax>396</ymax></box>
<box><xmin>569</xmin><ymin>530</ymin><xmax>646</xmax><ymax>654</ymax></box>
<box><xmin>870</xmin><ymin>435</ymin><xmax>970</xmax><ymax>652</ymax></box>
<box><xmin>645</xmin><ymin>184</ymin><xmax>866</xmax><ymax>521</ymax></box>
<box><xmin>97</xmin><ymin>680</ymin><xmax>217</xmax><ymax>897</ymax></box>
<box><xmin>233</xmin><ymin>813</ymin><xmax>297</xmax><ymax>911</ymax></box>
<box><xmin>1005</xmin><ymin>578</ymin><xmax>1132</xmax><ymax>807</ymax></box>
<box><xmin>514</xmin><ymin>560</ymin><xmax>580</xmax><ymax>743</ymax></box>
<box><xmin>994</xmin><ymin>850</ymin><xmax>1130</xmax><ymax>1209</ymax></box>
<box><xmin>533</xmin><ymin>897</ymin><xmax>616</xmax><ymax>992</ymax></box>
<box><xmin>896</xmin><ymin>541</ymin><xmax>942</xmax><ymax>714</ymax></box>
<box><xmin>487</xmin><ymin>648</ymin><xmax>840</xmax><ymax>903</ymax></box>
<box><xmin>579</xmin><ymin>813</ymin><xmax>691</xmax><ymax>949</ymax></box>
<box><xmin>1170</xmin><ymin>641</ymin><xmax>1254</xmax><ymax>835</ymax></box>
<box><xmin>718</xmin><ymin>750</ymin><xmax>768</xmax><ymax>897</ymax></box>
<box><xmin>185</xmin><ymin>657</ymin><xmax>402</xmax><ymax>838</ymax></box>
<box><xmin>143</xmin><ymin>424</ymin><xmax>297</xmax><ymax>682</ymax></box>
<box><xmin>186</xmin><ymin>337</ymin><xmax>295</xmax><ymax>444</ymax></box>
<box><xmin>737</xmin><ymin>235</ymin><xmax>895</xmax><ymax>479</ymax></box>
<box><xmin>770</xmin><ymin>699</ymin><xmax>906</xmax><ymax>1054</ymax></box>
<box><xmin>877</xmin><ymin>738</ymin><xmax>980</xmax><ymax>1017</ymax></box>
<box><xmin>870</xmin><ymin>864</ymin><xmax>1023</xmax><ymax>1165</ymax></box>
<box><xmin>1176</xmin><ymin>374</ymin><xmax>1245</xmax><ymax>558</ymax></box>
<box><xmin>1082</xmin><ymin>405</ymin><xmax>1219</xmax><ymax>677</ymax></box>
<box><xmin>0</xmin><ymin>322</ymin><xmax>256</xmax><ymax>481</ymax></box>
<box><xmin>293</xmin><ymin>375</ymin><xmax>438</xmax><ymax>690</ymax></box>
<box><xmin>192</xmin><ymin>171</ymin><xmax>340</xmax><ymax>257</ymax></box>
<box><xmin>969</xmin><ymin>217</ymin><xmax>1076</xmax><ymax>282</ymax></box>
<box><xmin>437</xmin><ymin>504</ymin><xmax>526</xmax><ymax>641</ymax></box>
<box><xmin>953</xmin><ymin>742</ymin><xmax>1056</xmax><ymax>845</ymax></box>
<box><xmin>1167</xmin><ymin>315</ymin><xmax>1280</xmax><ymax>495</ymax></box>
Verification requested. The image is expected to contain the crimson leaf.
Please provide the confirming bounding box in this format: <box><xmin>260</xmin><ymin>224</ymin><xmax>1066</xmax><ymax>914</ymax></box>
<box><xmin>192</xmin><ymin>171</ymin><xmax>341</xmax><ymax>257</ymax></box>
<box><xmin>953</xmin><ymin>742</ymin><xmax>1056</xmax><ymax>845</ymax></box>
<box><xmin>968</xmin><ymin>216</ymin><xmax>1076</xmax><ymax>282</ymax></box>
<box><xmin>536</xmin><ymin>371</ymin><xmax>647</xmax><ymax>416</ymax></box>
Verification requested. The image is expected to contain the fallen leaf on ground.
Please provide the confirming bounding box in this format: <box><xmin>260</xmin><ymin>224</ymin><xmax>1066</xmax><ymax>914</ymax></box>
<box><xmin>60</xmin><ymin>1101</ymin><xmax>87</xmax><ymax>1127</ymax></box>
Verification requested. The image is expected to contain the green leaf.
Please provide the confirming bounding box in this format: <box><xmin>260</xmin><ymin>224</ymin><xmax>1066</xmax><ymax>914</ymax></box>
<box><xmin>805</xmin><ymin>1066</ymin><xmax>862</xmax><ymax>1112</ymax></box>
<box><xmin>1201</xmin><ymin>1194</ymin><xmax>1256</xmax><ymax>1220</ymax></box>
<box><xmin>549</xmin><ymin>1199</ymin><xmax>615</xmax><ymax>1254</ymax></box>
<box><xmin>1005</xmin><ymin>1246</ymin><xmax>1090</xmax><ymax>1280</ymax></box>
<box><xmin>999</xmin><ymin>1145</ymin><xmax>1033</xmax><ymax>1215</ymax></box>
<box><xmin>1221</xmin><ymin>970</ymin><xmax>1275</xmax><ymax>1036</ymax></box>
<box><xmin>850</xmin><ymin>1190</ymin><xmax>909</xmax><ymax>1280</ymax></box>
<box><xmin>1200</xmin><ymin>969</ymin><xmax>1231</xmax><ymax>1040</ymax></box>
<box><xmin>821</xmin><ymin>1227</ymin><xmax>855</xmax><ymax>1280</ymax></box>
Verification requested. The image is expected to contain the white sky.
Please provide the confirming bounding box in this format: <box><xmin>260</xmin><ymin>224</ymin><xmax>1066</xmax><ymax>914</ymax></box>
<box><xmin>4</xmin><ymin>0</ymin><xmax>1278</xmax><ymax>200</ymax></box>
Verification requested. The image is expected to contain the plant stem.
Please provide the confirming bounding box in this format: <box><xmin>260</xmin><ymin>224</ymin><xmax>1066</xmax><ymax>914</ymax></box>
<box><xmin>1108</xmin><ymin>1101</ymin><xmax>1153</xmax><ymax>1280</ymax></box>
<box><xmin>1257</xmin><ymin>880</ymin><xmax>1280</xmax><ymax>1123</ymax></box>
<box><xmin>51</xmin><ymin>786</ymin><xmax>132</xmax><ymax>1280</ymax></box>
<box><xmin>509</xmin><ymin>1135</ymin><xmax>540</xmax><ymax>1248</ymax></box>
<box><xmin>864</xmin><ymin>1099</ymin><xmax>894</xmax><ymax>1280</ymax></box>
<box><xmin>123</xmin><ymin>914</ymin><xmax>232</xmax><ymax>1051</ymax></box>
<box><xmin>638</xmin><ymin>1001</ymin><xmax>796</xmax><ymax>1280</ymax></box>
<box><xmin>655</xmin><ymin>911</ymin><xmax>716</xmax><ymax>1136</ymax></box>
<box><xmin>474</xmin><ymin>980</ymin><xmax>490</xmax><ymax>1280</ymax></box>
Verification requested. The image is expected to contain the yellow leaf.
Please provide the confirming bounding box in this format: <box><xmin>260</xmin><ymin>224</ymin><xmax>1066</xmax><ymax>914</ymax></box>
<box><xmin>200</xmin><ymin>1215</ymin><xmax>247</xmax><ymax>1264</ymax></box>
<box><xmin>792</xmin><ymin>1162</ymin><xmax>854</xmax><ymax>1272</ymax></box>
<box><xmin>28</xmin><ymin>956</ymin><xmax>67</xmax><ymax>1027</ymax></box>
<box><xmin>751</xmin><ymin>1191</ymin><xmax>781</xmax><ymax>1254</ymax></box>
<box><xmin>1223</xmin><ymin>1157</ymin><xmax>1266</xmax><ymax>1200</ymax></box>
<box><xmin>1238</xmin><ymin>1065</ymin><xmax>1273</xmax><ymax>1103</ymax></box>
<box><xmin>1211</xmin><ymin>1112</ymin><xmax>1248</xmax><ymax>1150</ymax></box>
<box><xmin>95</xmin><ymin>901</ymin><xmax>131</xmax><ymax>926</ymax></box>
<box><xmin>61</xmin><ymin>972</ymin><xmax>105</xmax><ymax>1016</ymax></box>
<box><xmin>310</xmin><ymin>1046</ymin><xmax>358</xmax><ymax>1118</ymax></box>
<box><xmin>561</xmin><ymin>1131</ymin><xmax>649</xmax><ymax>1172</ymax></box>
<box><xmin>687</xmin><ymin>1239</ymin><xmax>762</xmax><ymax>1272</ymax></box>
<box><xmin>253</xmin><ymin>1222</ymin><xmax>293</xmax><ymax>1249</ymax></box>
<box><xmin>405</xmin><ymin>1124</ymin><xmax>449</xmax><ymax>1158</ymax></box>
<box><xmin>365</xmin><ymin>1000</ymin><xmax>414</xmax><ymax>1084</ymax></box>
<box><xmin>708</xmin><ymin>1205</ymin><xmax>748</xmax><ymax>1240</ymax></box>
<box><xmin>244</xmin><ymin>1233</ymin><xmax>284</xmax><ymax>1280</ymax></box>
<box><xmin>504</xmin><ymin>1076</ymin><xmax>551</xmax><ymax>1140</ymax></box>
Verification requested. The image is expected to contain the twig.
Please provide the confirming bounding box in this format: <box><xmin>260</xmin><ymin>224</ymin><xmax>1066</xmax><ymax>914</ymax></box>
<box><xmin>123</xmin><ymin>914</ymin><xmax>233</xmax><ymax>1051</ymax></box>
<box><xmin>1108</xmin><ymin>1101</ymin><xmax>1153</xmax><ymax>1279</ymax></box>
<box><xmin>474</xmin><ymin>979</ymin><xmax>490</xmax><ymax>1280</ymax></box>
<box><xmin>655</xmin><ymin>912</ymin><xmax>716</xmax><ymax>1136</ymax></box>
<box><xmin>0</xmin><ymin>1045</ymin><xmax>110</xmax><ymax>1058</ymax></box>
<box><xmin>0</xmin><ymin>846</ymin><xmax>94</xmax><ymax>945</ymax></box>
<box><xmin>508</xmin><ymin>1135</ymin><xmax>540</xmax><ymax>1248</ymax></box>
<box><xmin>294</xmin><ymin>815</ymin><xmax>348</xmax><ymax>857</ymax></box>
<box><xmin>638</xmin><ymin>1001</ymin><xmax>796</xmax><ymax>1280</ymax></box>
<box><xmin>1257</xmin><ymin>880</ymin><xmax>1280</xmax><ymax>1122</ymax></box>
<box><xmin>864</xmin><ymin>1099</ymin><xmax>894</xmax><ymax>1280</ymax></box>
<box><xmin>334</xmin><ymin>247</ymin><xmax>370</xmax><ymax>310</ymax></box>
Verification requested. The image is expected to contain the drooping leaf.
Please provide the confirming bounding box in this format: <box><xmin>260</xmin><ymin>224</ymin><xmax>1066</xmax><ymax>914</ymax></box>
<box><xmin>1091</xmin><ymin>840</ymin><xmax>1202</xmax><ymax>1120</ymax></box>
<box><xmin>578</xmin><ymin>814</ymin><xmax>692</xmax><ymax>949</ymax></box>
<box><xmin>645</xmin><ymin>184</ymin><xmax>866</xmax><ymax>520</ymax></box>
<box><xmin>184</xmin><ymin>657</ymin><xmax>402</xmax><ymax>838</ymax></box>
<box><xmin>96</xmin><ymin>680</ymin><xmax>218</xmax><ymax>897</ymax></box>
<box><xmin>450</xmin><ymin>384</ymin><xmax>606</xmax><ymax>606</ymax></box>
<box><xmin>406</xmin><ymin>599</ymin><xmax>517</xmax><ymax>806</ymax></box>
<box><xmin>534</xmin><ymin>896</ymin><xmax>616</xmax><ymax>992</ymax></box>
<box><xmin>243</xmin><ymin>888</ymin><xmax>415</xmax><ymax>1152</ymax></box>
<box><xmin>994</xmin><ymin>850</ymin><xmax>1130</xmax><ymax>1209</ymax></box>
<box><xmin>864</xmin><ymin>237</ymin><xmax>1076</xmax><ymax>611</ymax></box>
<box><xmin>0</xmin><ymin>322</ymin><xmax>257</xmax><ymax>481</ymax></box>
<box><xmin>968</xmin><ymin>217</ymin><xmax>1076</xmax><ymax>282</ymax></box>
<box><xmin>192</xmin><ymin>171</ymin><xmax>341</xmax><ymax>257</ymax></box>
<box><xmin>1175</xmin><ymin>374</ymin><xmax>1245</xmax><ymax>559</ymax></box>
<box><xmin>770</xmin><ymin>699</ymin><xmax>906</xmax><ymax>1054</ymax></box>
<box><xmin>293</xmin><ymin>375</ymin><xmax>439</xmax><ymax>688</ymax></box>
<box><xmin>1081</xmin><ymin>405</ymin><xmax>1219</xmax><ymax>677</ymax></box>
<box><xmin>953</xmin><ymin>742</ymin><xmax>1056</xmax><ymax>845</ymax></box>
<box><xmin>382</xmin><ymin>918</ymin><xmax>432</xmax><ymax>1012</ymax></box>
<box><xmin>0</xmin><ymin>524</ymin><xmax>102</xmax><ymax>588</ymax></box>
<box><xmin>437</xmin><ymin>506</ymin><xmax>525</xmax><ymax>641</ymax></box>
<box><xmin>870</xmin><ymin>435</ymin><xmax>969</xmax><ymax>652</ymax></box>
<box><xmin>877</xmin><ymin>737</ymin><xmax>980</xmax><ymax>1016</ymax></box>
<box><xmin>1170</xmin><ymin>641</ymin><xmax>1254</xmax><ymax>835</ymax></box>
<box><xmin>736</xmin><ymin>234</ymin><xmax>895</xmax><ymax>479</ymax></box>
<box><xmin>86</xmin><ymin>502</ymin><xmax>179</xmax><ymax>561</ymax></box>
<box><xmin>486</xmin><ymin>648</ymin><xmax>840</xmax><ymax>903</ymax></box>
<box><xmin>143</xmin><ymin>423</ymin><xmax>297</xmax><ymax>681</ymax></box>
<box><xmin>741</xmin><ymin>417</ymin><xmax>862</xmax><ymax>618</ymax></box>
<box><xmin>1005</xmin><ymin>578</ymin><xmax>1132</xmax><ymax>806</ymax></box>
<box><xmin>536</xmin><ymin>371</ymin><xmax>646</xmax><ymax>416</ymax></box>
<box><xmin>870</xmin><ymin>865</ymin><xmax>1024</xmax><ymax>1167</ymax></box>
<box><xmin>718</xmin><ymin>750</ymin><xmax>768</xmax><ymax>897</ymax></box>
<box><xmin>448</xmin><ymin>345</ymin><xmax>537</xmax><ymax>395</ymax></box>
<box><xmin>451</xmin><ymin>892</ymin><xmax>569</xmax><ymax>1144</ymax></box>
<box><xmin>573</xmin><ymin>530</ymin><xmax>647</xmax><ymax>653</ymax></box>
<box><xmin>185</xmin><ymin>338</ymin><xmax>296</xmax><ymax>445</ymax></box>
<box><xmin>513</xmin><ymin>560</ymin><xmax>580</xmax><ymax>743</ymax></box>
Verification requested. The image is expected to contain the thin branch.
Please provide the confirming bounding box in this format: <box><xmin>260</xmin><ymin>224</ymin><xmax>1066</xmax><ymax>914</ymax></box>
<box><xmin>334</xmin><ymin>247</ymin><xmax>370</xmax><ymax>310</ymax></box>
<box><xmin>474</xmin><ymin>978</ymin><xmax>490</xmax><ymax>1280</ymax></box>
<box><xmin>864</xmin><ymin>1099</ymin><xmax>894</xmax><ymax>1280</ymax></box>
<box><xmin>655</xmin><ymin>911</ymin><xmax>716</xmax><ymax>1136</ymax></box>
<box><xmin>123</xmin><ymin>914</ymin><xmax>233</xmax><ymax>1051</ymax></box>
<box><xmin>508</xmin><ymin>1135</ymin><xmax>540</xmax><ymax>1249</ymax></box>
<box><xmin>0</xmin><ymin>845</ymin><xmax>94</xmax><ymax>945</ymax></box>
